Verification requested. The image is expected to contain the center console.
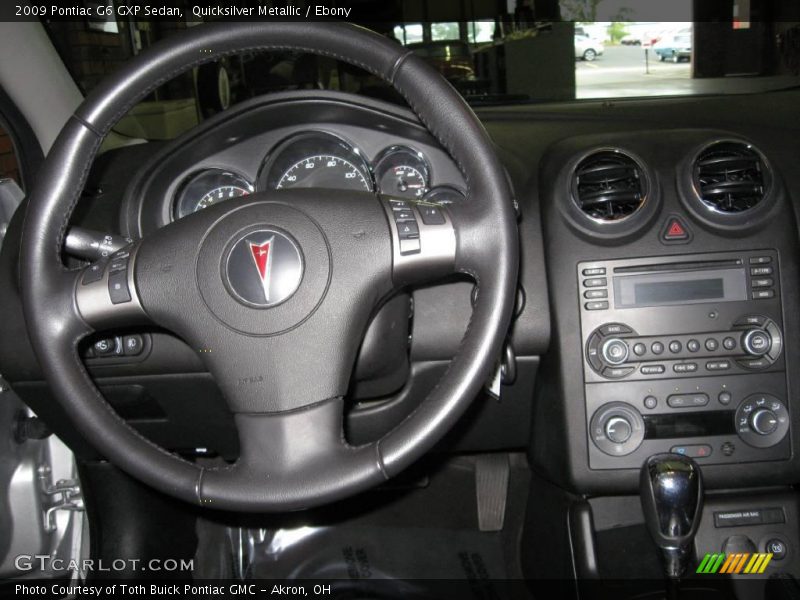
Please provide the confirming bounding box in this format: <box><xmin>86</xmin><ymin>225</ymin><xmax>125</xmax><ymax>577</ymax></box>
<box><xmin>579</xmin><ymin>250</ymin><xmax>789</xmax><ymax>469</ymax></box>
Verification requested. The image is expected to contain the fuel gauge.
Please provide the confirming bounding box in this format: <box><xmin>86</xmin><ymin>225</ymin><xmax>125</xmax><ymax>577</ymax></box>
<box><xmin>375</xmin><ymin>146</ymin><xmax>430</xmax><ymax>199</ymax></box>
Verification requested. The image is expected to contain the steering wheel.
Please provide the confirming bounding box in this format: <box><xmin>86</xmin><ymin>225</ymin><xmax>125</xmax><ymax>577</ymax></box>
<box><xmin>20</xmin><ymin>22</ymin><xmax>518</xmax><ymax>512</ymax></box>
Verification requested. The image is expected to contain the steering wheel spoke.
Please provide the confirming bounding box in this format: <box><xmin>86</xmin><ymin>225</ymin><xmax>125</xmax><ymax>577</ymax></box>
<box><xmin>382</xmin><ymin>195</ymin><xmax>457</xmax><ymax>287</ymax></box>
<box><xmin>74</xmin><ymin>243</ymin><xmax>150</xmax><ymax>331</ymax></box>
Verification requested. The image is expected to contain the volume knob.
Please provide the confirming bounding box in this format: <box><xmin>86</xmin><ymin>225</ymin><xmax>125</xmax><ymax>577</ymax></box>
<box><xmin>601</xmin><ymin>338</ymin><xmax>629</xmax><ymax>365</ymax></box>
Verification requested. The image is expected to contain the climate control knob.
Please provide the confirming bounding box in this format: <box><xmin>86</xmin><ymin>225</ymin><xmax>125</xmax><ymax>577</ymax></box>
<box><xmin>741</xmin><ymin>329</ymin><xmax>772</xmax><ymax>356</ymax></box>
<box><xmin>750</xmin><ymin>409</ymin><xmax>779</xmax><ymax>436</ymax></box>
<box><xmin>604</xmin><ymin>416</ymin><xmax>633</xmax><ymax>444</ymax></box>
<box><xmin>601</xmin><ymin>338</ymin><xmax>629</xmax><ymax>365</ymax></box>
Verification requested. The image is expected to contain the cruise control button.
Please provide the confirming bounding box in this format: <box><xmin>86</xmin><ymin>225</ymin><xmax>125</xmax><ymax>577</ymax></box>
<box><xmin>108</xmin><ymin>270</ymin><xmax>131</xmax><ymax>304</ymax></box>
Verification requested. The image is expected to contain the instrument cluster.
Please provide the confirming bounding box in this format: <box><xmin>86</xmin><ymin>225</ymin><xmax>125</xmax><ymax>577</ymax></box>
<box><xmin>170</xmin><ymin>131</ymin><xmax>464</xmax><ymax>220</ymax></box>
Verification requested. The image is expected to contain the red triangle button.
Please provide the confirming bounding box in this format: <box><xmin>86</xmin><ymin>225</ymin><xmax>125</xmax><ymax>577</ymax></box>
<box><xmin>662</xmin><ymin>216</ymin><xmax>690</xmax><ymax>243</ymax></box>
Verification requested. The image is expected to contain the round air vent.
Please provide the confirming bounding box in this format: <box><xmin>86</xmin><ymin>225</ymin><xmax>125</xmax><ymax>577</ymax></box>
<box><xmin>692</xmin><ymin>141</ymin><xmax>768</xmax><ymax>214</ymax></box>
<box><xmin>571</xmin><ymin>150</ymin><xmax>647</xmax><ymax>223</ymax></box>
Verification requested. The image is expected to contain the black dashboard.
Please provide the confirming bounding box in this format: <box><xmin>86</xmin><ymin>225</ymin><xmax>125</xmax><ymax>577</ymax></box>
<box><xmin>2</xmin><ymin>87</ymin><xmax>800</xmax><ymax>498</ymax></box>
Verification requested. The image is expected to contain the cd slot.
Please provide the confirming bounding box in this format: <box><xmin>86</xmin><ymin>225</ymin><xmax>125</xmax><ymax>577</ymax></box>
<box><xmin>613</xmin><ymin>259</ymin><xmax>743</xmax><ymax>275</ymax></box>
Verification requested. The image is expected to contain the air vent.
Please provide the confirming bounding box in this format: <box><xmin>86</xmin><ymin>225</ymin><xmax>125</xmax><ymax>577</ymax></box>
<box><xmin>572</xmin><ymin>151</ymin><xmax>647</xmax><ymax>222</ymax></box>
<box><xmin>693</xmin><ymin>141</ymin><xmax>767</xmax><ymax>214</ymax></box>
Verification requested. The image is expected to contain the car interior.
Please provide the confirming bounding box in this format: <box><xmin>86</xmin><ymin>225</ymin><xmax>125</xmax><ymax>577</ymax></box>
<box><xmin>1</xmin><ymin>2</ymin><xmax>800</xmax><ymax>599</ymax></box>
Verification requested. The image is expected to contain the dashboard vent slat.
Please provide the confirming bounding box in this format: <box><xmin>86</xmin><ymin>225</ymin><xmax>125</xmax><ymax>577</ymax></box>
<box><xmin>693</xmin><ymin>141</ymin><xmax>767</xmax><ymax>214</ymax></box>
<box><xmin>572</xmin><ymin>150</ymin><xmax>646</xmax><ymax>222</ymax></box>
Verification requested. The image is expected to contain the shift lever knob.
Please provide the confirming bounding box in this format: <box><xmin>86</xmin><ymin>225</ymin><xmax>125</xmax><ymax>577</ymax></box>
<box><xmin>640</xmin><ymin>453</ymin><xmax>704</xmax><ymax>579</ymax></box>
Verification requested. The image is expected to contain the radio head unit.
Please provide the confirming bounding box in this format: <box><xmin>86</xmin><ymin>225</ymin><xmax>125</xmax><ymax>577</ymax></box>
<box><xmin>577</xmin><ymin>250</ymin><xmax>789</xmax><ymax>470</ymax></box>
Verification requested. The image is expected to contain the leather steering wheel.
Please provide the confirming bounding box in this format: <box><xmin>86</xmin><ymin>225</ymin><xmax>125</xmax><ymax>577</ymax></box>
<box><xmin>20</xmin><ymin>22</ymin><xmax>518</xmax><ymax>511</ymax></box>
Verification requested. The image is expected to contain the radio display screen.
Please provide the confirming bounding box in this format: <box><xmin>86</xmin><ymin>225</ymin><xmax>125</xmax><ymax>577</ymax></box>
<box><xmin>614</xmin><ymin>267</ymin><xmax>747</xmax><ymax>308</ymax></box>
<box><xmin>634</xmin><ymin>278</ymin><xmax>725</xmax><ymax>305</ymax></box>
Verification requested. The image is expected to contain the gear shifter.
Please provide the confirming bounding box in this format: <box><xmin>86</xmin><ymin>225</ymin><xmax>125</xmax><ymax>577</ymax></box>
<box><xmin>640</xmin><ymin>453</ymin><xmax>704</xmax><ymax>582</ymax></box>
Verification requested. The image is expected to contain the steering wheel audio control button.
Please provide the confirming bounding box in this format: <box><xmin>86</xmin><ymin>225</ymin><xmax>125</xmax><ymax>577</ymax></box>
<box><xmin>108</xmin><ymin>270</ymin><xmax>131</xmax><ymax>304</ymax></box>
<box><xmin>82</xmin><ymin>262</ymin><xmax>105</xmax><ymax>285</ymax></box>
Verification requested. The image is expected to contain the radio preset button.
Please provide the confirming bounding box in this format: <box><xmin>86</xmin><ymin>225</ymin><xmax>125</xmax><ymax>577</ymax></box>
<box><xmin>687</xmin><ymin>339</ymin><xmax>700</xmax><ymax>353</ymax></box>
<box><xmin>633</xmin><ymin>343</ymin><xmax>647</xmax><ymax>356</ymax></box>
<box><xmin>583</xmin><ymin>277</ymin><xmax>608</xmax><ymax>288</ymax></box>
<box><xmin>602</xmin><ymin>339</ymin><xmax>629</xmax><ymax>365</ymax></box>
<box><xmin>641</xmin><ymin>364</ymin><xmax>665</xmax><ymax>375</ymax></box>
<box><xmin>673</xmin><ymin>362</ymin><xmax>698</xmax><ymax>373</ymax></box>
<box><xmin>669</xmin><ymin>340</ymin><xmax>682</xmax><ymax>353</ymax></box>
<box><xmin>723</xmin><ymin>337</ymin><xmax>737</xmax><ymax>351</ymax></box>
<box><xmin>651</xmin><ymin>342</ymin><xmax>664</xmax><ymax>355</ymax></box>
<box><xmin>667</xmin><ymin>393</ymin><xmax>710</xmax><ymax>408</ymax></box>
<box><xmin>705</xmin><ymin>338</ymin><xmax>719</xmax><ymax>352</ymax></box>
<box><xmin>584</xmin><ymin>289</ymin><xmax>608</xmax><ymax>299</ymax></box>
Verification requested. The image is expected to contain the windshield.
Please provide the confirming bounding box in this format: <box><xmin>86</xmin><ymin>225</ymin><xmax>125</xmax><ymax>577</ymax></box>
<box><xmin>37</xmin><ymin>4</ymin><xmax>800</xmax><ymax>141</ymax></box>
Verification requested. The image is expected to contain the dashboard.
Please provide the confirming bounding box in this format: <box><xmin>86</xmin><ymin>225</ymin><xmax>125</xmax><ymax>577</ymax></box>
<box><xmin>124</xmin><ymin>94</ymin><xmax>467</xmax><ymax>237</ymax></box>
<box><xmin>1</xmin><ymin>88</ymin><xmax>800</xmax><ymax>498</ymax></box>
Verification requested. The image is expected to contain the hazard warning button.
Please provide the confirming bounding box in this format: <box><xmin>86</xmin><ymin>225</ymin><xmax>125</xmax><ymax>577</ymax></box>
<box><xmin>661</xmin><ymin>216</ymin><xmax>691</xmax><ymax>244</ymax></box>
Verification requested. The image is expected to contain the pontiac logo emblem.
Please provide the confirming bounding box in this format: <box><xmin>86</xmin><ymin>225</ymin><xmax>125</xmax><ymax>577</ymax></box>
<box><xmin>249</xmin><ymin>238</ymin><xmax>274</xmax><ymax>301</ymax></box>
<box><xmin>225</xmin><ymin>230</ymin><xmax>303</xmax><ymax>307</ymax></box>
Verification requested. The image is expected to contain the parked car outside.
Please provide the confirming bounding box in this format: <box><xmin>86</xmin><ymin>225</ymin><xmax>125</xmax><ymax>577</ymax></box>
<box><xmin>574</xmin><ymin>33</ymin><xmax>604</xmax><ymax>61</ymax></box>
<box><xmin>654</xmin><ymin>33</ymin><xmax>693</xmax><ymax>62</ymax></box>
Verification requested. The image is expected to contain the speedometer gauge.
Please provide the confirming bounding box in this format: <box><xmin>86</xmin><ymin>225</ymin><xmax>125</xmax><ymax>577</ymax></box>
<box><xmin>261</xmin><ymin>132</ymin><xmax>373</xmax><ymax>192</ymax></box>
<box><xmin>277</xmin><ymin>155</ymin><xmax>371</xmax><ymax>191</ymax></box>
<box><xmin>173</xmin><ymin>170</ymin><xmax>253</xmax><ymax>220</ymax></box>
<box><xmin>375</xmin><ymin>146</ymin><xmax>430</xmax><ymax>199</ymax></box>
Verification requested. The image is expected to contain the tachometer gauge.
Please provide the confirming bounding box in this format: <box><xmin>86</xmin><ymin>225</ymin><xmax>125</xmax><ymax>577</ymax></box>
<box><xmin>261</xmin><ymin>132</ymin><xmax>373</xmax><ymax>192</ymax></box>
<box><xmin>375</xmin><ymin>146</ymin><xmax>430</xmax><ymax>199</ymax></box>
<box><xmin>173</xmin><ymin>170</ymin><xmax>253</xmax><ymax>220</ymax></box>
<box><xmin>277</xmin><ymin>155</ymin><xmax>371</xmax><ymax>191</ymax></box>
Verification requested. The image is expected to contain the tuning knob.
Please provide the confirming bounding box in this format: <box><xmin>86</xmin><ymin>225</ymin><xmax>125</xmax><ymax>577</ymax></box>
<box><xmin>741</xmin><ymin>329</ymin><xmax>771</xmax><ymax>356</ymax></box>
<box><xmin>750</xmin><ymin>408</ymin><xmax>779</xmax><ymax>436</ymax></box>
